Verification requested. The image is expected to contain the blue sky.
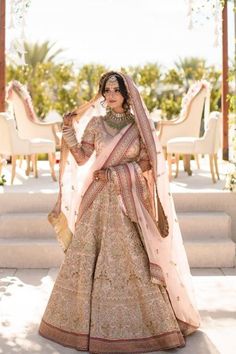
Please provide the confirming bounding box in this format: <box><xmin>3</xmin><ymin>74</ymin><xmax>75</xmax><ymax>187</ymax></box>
<box><xmin>7</xmin><ymin>0</ymin><xmax>235</xmax><ymax>70</ymax></box>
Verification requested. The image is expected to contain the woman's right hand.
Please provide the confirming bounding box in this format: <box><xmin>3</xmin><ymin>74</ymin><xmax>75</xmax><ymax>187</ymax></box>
<box><xmin>63</xmin><ymin>111</ymin><xmax>78</xmax><ymax>127</ymax></box>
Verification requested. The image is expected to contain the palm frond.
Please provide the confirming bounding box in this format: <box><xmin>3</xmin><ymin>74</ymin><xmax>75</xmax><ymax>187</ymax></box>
<box><xmin>23</xmin><ymin>41</ymin><xmax>64</xmax><ymax>68</ymax></box>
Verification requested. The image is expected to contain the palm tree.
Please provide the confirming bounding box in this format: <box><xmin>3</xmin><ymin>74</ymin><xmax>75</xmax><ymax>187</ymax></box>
<box><xmin>24</xmin><ymin>41</ymin><xmax>64</xmax><ymax>68</ymax></box>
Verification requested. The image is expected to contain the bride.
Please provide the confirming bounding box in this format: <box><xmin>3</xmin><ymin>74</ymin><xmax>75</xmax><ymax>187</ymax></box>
<box><xmin>39</xmin><ymin>71</ymin><xmax>200</xmax><ymax>353</ymax></box>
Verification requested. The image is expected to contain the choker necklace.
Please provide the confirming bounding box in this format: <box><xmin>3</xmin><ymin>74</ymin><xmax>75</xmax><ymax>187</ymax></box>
<box><xmin>104</xmin><ymin>109</ymin><xmax>134</xmax><ymax>130</ymax></box>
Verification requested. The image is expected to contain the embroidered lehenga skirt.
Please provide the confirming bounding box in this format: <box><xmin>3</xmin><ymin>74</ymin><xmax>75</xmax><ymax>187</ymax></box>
<box><xmin>39</xmin><ymin>179</ymin><xmax>186</xmax><ymax>353</ymax></box>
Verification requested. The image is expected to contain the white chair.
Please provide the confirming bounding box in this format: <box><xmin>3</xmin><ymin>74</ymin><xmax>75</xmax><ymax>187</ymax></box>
<box><xmin>157</xmin><ymin>81</ymin><xmax>211</xmax><ymax>149</ymax></box>
<box><xmin>0</xmin><ymin>113</ymin><xmax>57</xmax><ymax>184</ymax></box>
<box><xmin>167</xmin><ymin>111</ymin><xmax>221</xmax><ymax>183</ymax></box>
<box><xmin>6</xmin><ymin>81</ymin><xmax>62</xmax><ymax>177</ymax></box>
<box><xmin>6</xmin><ymin>81</ymin><xmax>62</xmax><ymax>145</ymax></box>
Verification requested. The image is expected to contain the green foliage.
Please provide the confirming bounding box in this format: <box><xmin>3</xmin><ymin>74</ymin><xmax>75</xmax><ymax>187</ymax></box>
<box><xmin>225</xmin><ymin>169</ymin><xmax>236</xmax><ymax>191</ymax></box>
<box><xmin>204</xmin><ymin>65</ymin><xmax>221</xmax><ymax>111</ymax></box>
<box><xmin>6</xmin><ymin>42</ymin><xmax>223</xmax><ymax>122</ymax></box>
<box><xmin>7</xmin><ymin>40</ymin><xmax>76</xmax><ymax>118</ymax></box>
<box><xmin>46</xmin><ymin>63</ymin><xmax>78</xmax><ymax>115</ymax></box>
<box><xmin>229</xmin><ymin>94</ymin><xmax>236</xmax><ymax>115</ymax></box>
<box><xmin>158</xmin><ymin>58</ymin><xmax>220</xmax><ymax>119</ymax></box>
<box><xmin>160</xmin><ymin>93</ymin><xmax>182</xmax><ymax>119</ymax></box>
<box><xmin>163</xmin><ymin>69</ymin><xmax>183</xmax><ymax>86</ymax></box>
<box><xmin>76</xmin><ymin>64</ymin><xmax>108</xmax><ymax>102</ymax></box>
<box><xmin>161</xmin><ymin>59</ymin><xmax>221</xmax><ymax>118</ymax></box>
<box><xmin>7</xmin><ymin>62</ymin><xmax>78</xmax><ymax>118</ymax></box>
<box><xmin>0</xmin><ymin>175</ymin><xmax>6</xmax><ymax>186</ymax></box>
<box><xmin>174</xmin><ymin>57</ymin><xmax>207</xmax><ymax>90</ymax></box>
<box><xmin>7</xmin><ymin>64</ymin><xmax>33</xmax><ymax>83</ymax></box>
<box><xmin>123</xmin><ymin>63</ymin><xmax>162</xmax><ymax>112</ymax></box>
<box><xmin>228</xmin><ymin>57</ymin><xmax>236</xmax><ymax>114</ymax></box>
<box><xmin>161</xmin><ymin>69</ymin><xmax>184</xmax><ymax>118</ymax></box>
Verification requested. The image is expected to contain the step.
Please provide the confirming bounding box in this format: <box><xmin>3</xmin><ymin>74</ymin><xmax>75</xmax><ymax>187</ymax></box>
<box><xmin>184</xmin><ymin>238</ymin><xmax>236</xmax><ymax>268</ymax></box>
<box><xmin>0</xmin><ymin>211</ymin><xmax>230</xmax><ymax>241</ymax></box>
<box><xmin>173</xmin><ymin>191</ymin><xmax>236</xmax><ymax>213</ymax></box>
<box><xmin>0</xmin><ymin>238</ymin><xmax>64</xmax><ymax>268</ymax></box>
<box><xmin>173</xmin><ymin>192</ymin><xmax>236</xmax><ymax>243</ymax></box>
<box><xmin>1</xmin><ymin>190</ymin><xmax>233</xmax><ymax>213</ymax></box>
<box><xmin>177</xmin><ymin>212</ymin><xmax>231</xmax><ymax>240</ymax></box>
<box><xmin>0</xmin><ymin>192</ymin><xmax>57</xmax><ymax>213</ymax></box>
<box><xmin>0</xmin><ymin>213</ymin><xmax>54</xmax><ymax>239</ymax></box>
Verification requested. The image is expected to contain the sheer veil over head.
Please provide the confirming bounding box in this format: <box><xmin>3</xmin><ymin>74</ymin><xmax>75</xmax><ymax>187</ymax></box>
<box><xmin>49</xmin><ymin>71</ymin><xmax>200</xmax><ymax>335</ymax></box>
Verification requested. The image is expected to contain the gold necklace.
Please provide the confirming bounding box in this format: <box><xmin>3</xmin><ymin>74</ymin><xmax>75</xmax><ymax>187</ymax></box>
<box><xmin>104</xmin><ymin>109</ymin><xmax>134</xmax><ymax>130</ymax></box>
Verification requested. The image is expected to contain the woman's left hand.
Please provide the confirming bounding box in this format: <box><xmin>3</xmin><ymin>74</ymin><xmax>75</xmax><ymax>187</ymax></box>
<box><xmin>93</xmin><ymin>169</ymin><xmax>108</xmax><ymax>182</ymax></box>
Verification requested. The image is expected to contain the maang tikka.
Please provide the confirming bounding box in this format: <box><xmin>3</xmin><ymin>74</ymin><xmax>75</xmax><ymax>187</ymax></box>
<box><xmin>106</xmin><ymin>75</ymin><xmax>119</xmax><ymax>85</ymax></box>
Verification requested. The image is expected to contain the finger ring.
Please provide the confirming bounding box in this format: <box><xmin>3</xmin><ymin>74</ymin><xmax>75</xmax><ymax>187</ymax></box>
<box><xmin>95</xmin><ymin>176</ymin><xmax>99</xmax><ymax>181</ymax></box>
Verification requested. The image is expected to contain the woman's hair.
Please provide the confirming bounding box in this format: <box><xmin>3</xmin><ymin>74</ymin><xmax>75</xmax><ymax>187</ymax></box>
<box><xmin>99</xmin><ymin>71</ymin><xmax>130</xmax><ymax>112</ymax></box>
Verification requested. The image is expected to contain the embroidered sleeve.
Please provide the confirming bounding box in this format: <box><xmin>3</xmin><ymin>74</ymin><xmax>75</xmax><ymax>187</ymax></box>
<box><xmin>137</xmin><ymin>136</ymin><xmax>152</xmax><ymax>172</ymax></box>
<box><xmin>63</xmin><ymin>117</ymin><xmax>96</xmax><ymax>165</ymax></box>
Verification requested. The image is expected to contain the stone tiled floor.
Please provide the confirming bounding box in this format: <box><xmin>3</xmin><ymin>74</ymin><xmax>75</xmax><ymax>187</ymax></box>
<box><xmin>0</xmin><ymin>267</ymin><xmax>236</xmax><ymax>354</ymax></box>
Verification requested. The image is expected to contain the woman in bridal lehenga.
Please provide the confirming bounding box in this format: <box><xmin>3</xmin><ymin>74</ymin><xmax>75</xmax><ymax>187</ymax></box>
<box><xmin>39</xmin><ymin>71</ymin><xmax>200</xmax><ymax>353</ymax></box>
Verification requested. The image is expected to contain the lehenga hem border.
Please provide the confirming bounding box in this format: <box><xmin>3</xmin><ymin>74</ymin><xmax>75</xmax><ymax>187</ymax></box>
<box><xmin>39</xmin><ymin>320</ymin><xmax>89</xmax><ymax>351</ymax></box>
<box><xmin>39</xmin><ymin>328</ymin><xmax>88</xmax><ymax>351</ymax></box>
<box><xmin>39</xmin><ymin>320</ymin><xmax>185</xmax><ymax>353</ymax></box>
<box><xmin>177</xmin><ymin>317</ymin><xmax>199</xmax><ymax>335</ymax></box>
<box><xmin>89</xmin><ymin>331</ymin><xmax>185</xmax><ymax>353</ymax></box>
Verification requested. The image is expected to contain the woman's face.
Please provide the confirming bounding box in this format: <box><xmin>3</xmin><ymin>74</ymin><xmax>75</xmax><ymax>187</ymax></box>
<box><xmin>104</xmin><ymin>81</ymin><xmax>124</xmax><ymax>112</ymax></box>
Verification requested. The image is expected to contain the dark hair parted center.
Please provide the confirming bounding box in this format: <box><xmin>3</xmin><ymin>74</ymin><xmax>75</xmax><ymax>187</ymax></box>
<box><xmin>99</xmin><ymin>71</ymin><xmax>130</xmax><ymax>112</ymax></box>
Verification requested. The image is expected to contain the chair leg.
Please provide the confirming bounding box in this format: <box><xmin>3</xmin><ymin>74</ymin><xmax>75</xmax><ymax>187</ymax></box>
<box><xmin>48</xmin><ymin>152</ymin><xmax>57</xmax><ymax>182</ymax></box>
<box><xmin>175</xmin><ymin>154</ymin><xmax>180</xmax><ymax>178</ymax></box>
<box><xmin>183</xmin><ymin>155</ymin><xmax>187</xmax><ymax>171</ymax></box>
<box><xmin>183</xmin><ymin>154</ymin><xmax>192</xmax><ymax>176</ymax></box>
<box><xmin>214</xmin><ymin>153</ymin><xmax>220</xmax><ymax>180</ymax></box>
<box><xmin>11</xmin><ymin>155</ymin><xmax>17</xmax><ymax>185</ymax></box>
<box><xmin>19</xmin><ymin>155</ymin><xmax>24</xmax><ymax>168</ymax></box>
<box><xmin>167</xmin><ymin>153</ymin><xmax>173</xmax><ymax>180</ymax></box>
<box><xmin>32</xmin><ymin>154</ymin><xmax>38</xmax><ymax>178</ymax></box>
<box><xmin>26</xmin><ymin>156</ymin><xmax>31</xmax><ymax>176</ymax></box>
<box><xmin>209</xmin><ymin>154</ymin><xmax>216</xmax><ymax>183</ymax></box>
<box><xmin>194</xmin><ymin>154</ymin><xmax>200</xmax><ymax>169</ymax></box>
<box><xmin>163</xmin><ymin>147</ymin><xmax>167</xmax><ymax>160</ymax></box>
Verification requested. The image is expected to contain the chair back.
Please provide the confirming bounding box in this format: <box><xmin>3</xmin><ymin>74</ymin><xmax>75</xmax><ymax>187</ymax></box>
<box><xmin>195</xmin><ymin>111</ymin><xmax>221</xmax><ymax>154</ymax></box>
<box><xmin>6</xmin><ymin>82</ymin><xmax>56</xmax><ymax>142</ymax></box>
<box><xmin>206</xmin><ymin>111</ymin><xmax>221</xmax><ymax>153</ymax></box>
<box><xmin>7</xmin><ymin>88</ymin><xmax>38</xmax><ymax>140</ymax></box>
<box><xmin>0</xmin><ymin>113</ymin><xmax>31</xmax><ymax>155</ymax></box>
<box><xmin>178</xmin><ymin>85</ymin><xmax>207</xmax><ymax>137</ymax></box>
<box><xmin>0</xmin><ymin>113</ymin><xmax>13</xmax><ymax>155</ymax></box>
<box><xmin>159</xmin><ymin>82</ymin><xmax>210</xmax><ymax>147</ymax></box>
